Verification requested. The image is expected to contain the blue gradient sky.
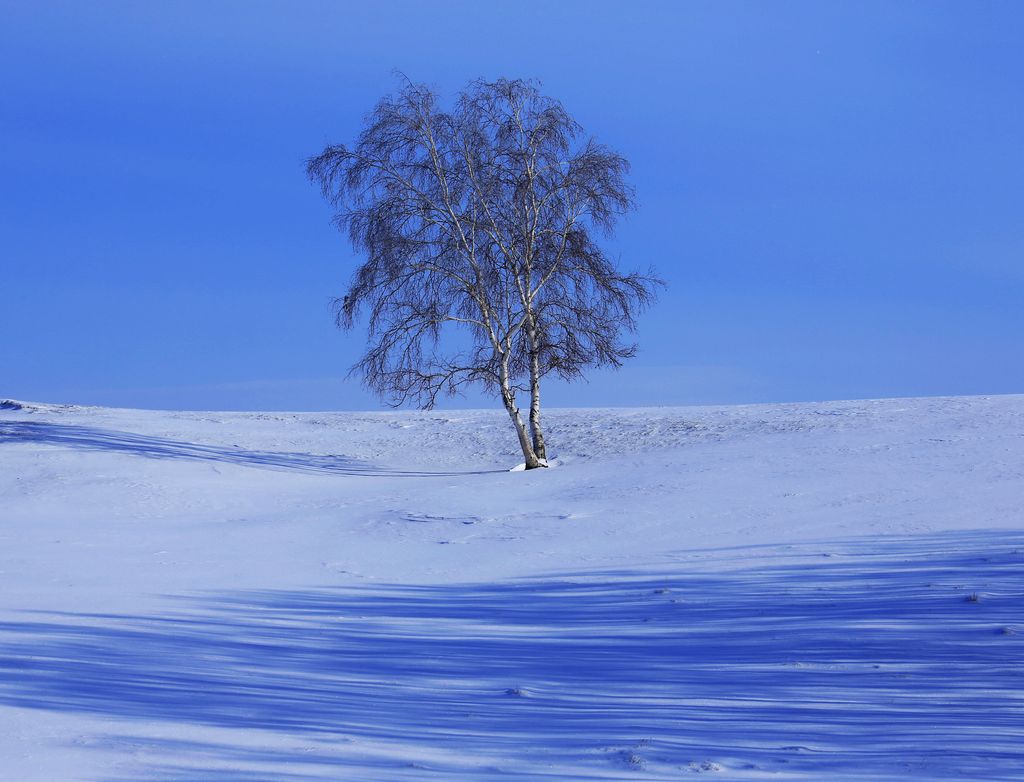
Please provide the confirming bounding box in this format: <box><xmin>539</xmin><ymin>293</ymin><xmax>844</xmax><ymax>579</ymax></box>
<box><xmin>3</xmin><ymin>1</ymin><xmax>1022</xmax><ymax>410</ymax></box>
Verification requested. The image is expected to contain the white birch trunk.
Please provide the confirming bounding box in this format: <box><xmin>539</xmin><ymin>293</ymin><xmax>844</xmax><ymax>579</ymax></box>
<box><xmin>527</xmin><ymin>333</ymin><xmax>547</xmax><ymax>461</ymax></box>
<box><xmin>499</xmin><ymin>360</ymin><xmax>541</xmax><ymax>469</ymax></box>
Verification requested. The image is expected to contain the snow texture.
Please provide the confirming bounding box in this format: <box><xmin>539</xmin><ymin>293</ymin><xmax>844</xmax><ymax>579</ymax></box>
<box><xmin>1</xmin><ymin>395</ymin><xmax>1022</xmax><ymax>780</ymax></box>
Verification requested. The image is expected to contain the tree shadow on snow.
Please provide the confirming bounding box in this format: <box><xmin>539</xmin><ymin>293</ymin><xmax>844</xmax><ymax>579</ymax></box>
<box><xmin>0</xmin><ymin>420</ymin><xmax>500</xmax><ymax>477</ymax></box>
<box><xmin>0</xmin><ymin>529</ymin><xmax>1022</xmax><ymax>780</ymax></box>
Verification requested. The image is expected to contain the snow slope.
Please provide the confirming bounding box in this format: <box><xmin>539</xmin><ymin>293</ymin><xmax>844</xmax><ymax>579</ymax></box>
<box><xmin>1</xmin><ymin>395</ymin><xmax>1022</xmax><ymax>781</ymax></box>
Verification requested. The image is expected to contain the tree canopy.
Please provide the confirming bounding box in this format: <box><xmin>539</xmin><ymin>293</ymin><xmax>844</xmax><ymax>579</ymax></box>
<box><xmin>308</xmin><ymin>77</ymin><xmax>660</xmax><ymax>468</ymax></box>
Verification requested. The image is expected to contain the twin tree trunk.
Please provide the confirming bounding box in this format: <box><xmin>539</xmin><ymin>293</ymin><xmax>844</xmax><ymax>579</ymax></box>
<box><xmin>498</xmin><ymin>350</ymin><xmax>547</xmax><ymax>470</ymax></box>
<box><xmin>503</xmin><ymin>394</ymin><xmax>542</xmax><ymax>470</ymax></box>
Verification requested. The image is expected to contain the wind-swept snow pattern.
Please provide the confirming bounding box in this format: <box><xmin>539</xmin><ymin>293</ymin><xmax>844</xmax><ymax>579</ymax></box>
<box><xmin>1</xmin><ymin>397</ymin><xmax>1022</xmax><ymax>780</ymax></box>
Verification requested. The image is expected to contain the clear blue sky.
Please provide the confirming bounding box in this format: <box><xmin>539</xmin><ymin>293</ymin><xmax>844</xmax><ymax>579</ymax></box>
<box><xmin>3</xmin><ymin>1</ymin><xmax>1022</xmax><ymax>410</ymax></box>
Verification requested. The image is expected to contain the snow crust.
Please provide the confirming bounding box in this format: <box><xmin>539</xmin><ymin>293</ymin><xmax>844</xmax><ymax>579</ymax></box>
<box><xmin>1</xmin><ymin>395</ymin><xmax>1022</xmax><ymax>780</ymax></box>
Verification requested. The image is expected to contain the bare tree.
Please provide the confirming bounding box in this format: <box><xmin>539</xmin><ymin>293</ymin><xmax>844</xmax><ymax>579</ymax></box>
<box><xmin>307</xmin><ymin>77</ymin><xmax>660</xmax><ymax>468</ymax></box>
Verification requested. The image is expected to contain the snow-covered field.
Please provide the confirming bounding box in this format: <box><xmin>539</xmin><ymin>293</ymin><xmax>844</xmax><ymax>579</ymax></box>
<box><xmin>1</xmin><ymin>395</ymin><xmax>1022</xmax><ymax>781</ymax></box>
